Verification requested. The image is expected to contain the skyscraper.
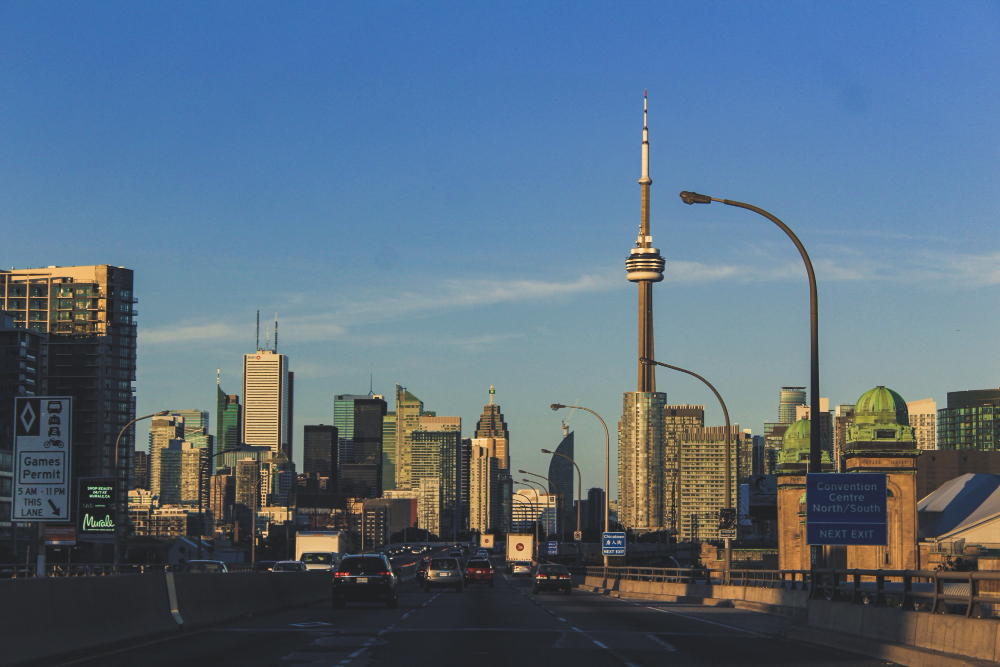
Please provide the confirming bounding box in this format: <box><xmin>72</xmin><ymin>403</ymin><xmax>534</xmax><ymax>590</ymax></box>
<box><xmin>678</xmin><ymin>425</ymin><xmax>745</xmax><ymax>542</ymax></box>
<box><xmin>334</xmin><ymin>394</ymin><xmax>388</xmax><ymax>497</ymax></box>
<box><xmin>216</xmin><ymin>372</ymin><xmax>241</xmax><ymax>466</ymax></box>
<box><xmin>663</xmin><ymin>405</ymin><xmax>705</xmax><ymax>535</ymax></box>
<box><xmin>394</xmin><ymin>385</ymin><xmax>423</xmax><ymax>490</ymax></box>
<box><xmin>149</xmin><ymin>415</ymin><xmax>183</xmax><ymax>499</ymax></box>
<box><xmin>547</xmin><ymin>425</ymin><xmax>574</xmax><ymax>536</ymax></box>
<box><xmin>303</xmin><ymin>424</ymin><xmax>338</xmax><ymax>478</ymax></box>
<box><xmin>1</xmin><ymin>265</ymin><xmax>137</xmax><ymax>511</ymax></box>
<box><xmin>168</xmin><ymin>410</ymin><xmax>212</xmax><ymax>449</ymax></box>
<box><xmin>474</xmin><ymin>386</ymin><xmax>510</xmax><ymax>469</ymax></box>
<box><xmin>382</xmin><ymin>411</ymin><xmax>397</xmax><ymax>491</ymax></box>
<box><xmin>412</xmin><ymin>430</ymin><xmax>461</xmax><ymax>538</ymax></box>
<box><xmin>938</xmin><ymin>389</ymin><xmax>1000</xmax><ymax>451</ymax></box>
<box><xmin>242</xmin><ymin>349</ymin><xmax>290</xmax><ymax>457</ymax></box>
<box><xmin>619</xmin><ymin>93</ymin><xmax>667</xmax><ymax>532</ymax></box>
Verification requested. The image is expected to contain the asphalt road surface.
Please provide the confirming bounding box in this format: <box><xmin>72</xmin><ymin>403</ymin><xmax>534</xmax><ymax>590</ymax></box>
<box><xmin>44</xmin><ymin>561</ymin><xmax>896</xmax><ymax>667</ymax></box>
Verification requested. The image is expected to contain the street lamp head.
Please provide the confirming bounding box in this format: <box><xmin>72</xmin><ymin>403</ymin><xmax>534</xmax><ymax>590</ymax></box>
<box><xmin>550</xmin><ymin>404</ymin><xmax>565</xmax><ymax>411</ymax></box>
<box><xmin>155</xmin><ymin>410</ymin><xmax>171</xmax><ymax>416</ymax></box>
<box><xmin>540</xmin><ymin>448</ymin><xmax>552</xmax><ymax>454</ymax></box>
<box><xmin>517</xmin><ymin>469</ymin><xmax>527</xmax><ymax>474</ymax></box>
<box><xmin>639</xmin><ymin>357</ymin><xmax>652</xmax><ymax>365</ymax></box>
<box><xmin>680</xmin><ymin>191</ymin><xmax>712</xmax><ymax>205</ymax></box>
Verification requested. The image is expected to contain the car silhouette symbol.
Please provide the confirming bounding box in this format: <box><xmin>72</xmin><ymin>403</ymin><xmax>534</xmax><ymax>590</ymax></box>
<box><xmin>48</xmin><ymin>415</ymin><xmax>60</xmax><ymax>425</ymax></box>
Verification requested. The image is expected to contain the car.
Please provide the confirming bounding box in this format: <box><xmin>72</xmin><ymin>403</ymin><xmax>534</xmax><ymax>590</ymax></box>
<box><xmin>180</xmin><ymin>560</ymin><xmax>228</xmax><ymax>573</ymax></box>
<box><xmin>464</xmin><ymin>558</ymin><xmax>493</xmax><ymax>587</ymax></box>
<box><xmin>253</xmin><ymin>560</ymin><xmax>278</xmax><ymax>572</ymax></box>
<box><xmin>415</xmin><ymin>558</ymin><xmax>429</xmax><ymax>584</ymax></box>
<box><xmin>272</xmin><ymin>560</ymin><xmax>308</xmax><ymax>572</ymax></box>
<box><xmin>424</xmin><ymin>557</ymin><xmax>463</xmax><ymax>593</ymax></box>
<box><xmin>532</xmin><ymin>563</ymin><xmax>572</xmax><ymax>595</ymax></box>
<box><xmin>301</xmin><ymin>551</ymin><xmax>341</xmax><ymax>571</ymax></box>
<box><xmin>510</xmin><ymin>560</ymin><xmax>533</xmax><ymax>577</ymax></box>
<box><xmin>332</xmin><ymin>553</ymin><xmax>399</xmax><ymax>608</ymax></box>
<box><xmin>448</xmin><ymin>548</ymin><xmax>463</xmax><ymax>558</ymax></box>
<box><xmin>475</xmin><ymin>549</ymin><xmax>490</xmax><ymax>559</ymax></box>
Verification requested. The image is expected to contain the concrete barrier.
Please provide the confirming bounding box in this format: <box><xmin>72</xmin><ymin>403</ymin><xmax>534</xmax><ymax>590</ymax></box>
<box><xmin>0</xmin><ymin>575</ymin><xmax>177</xmax><ymax>666</ymax></box>
<box><xmin>0</xmin><ymin>572</ymin><xmax>334</xmax><ymax>666</ymax></box>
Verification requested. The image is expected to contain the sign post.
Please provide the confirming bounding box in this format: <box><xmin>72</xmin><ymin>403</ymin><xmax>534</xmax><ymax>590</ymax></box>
<box><xmin>13</xmin><ymin>397</ymin><xmax>73</xmax><ymax>576</ymax></box>
<box><xmin>806</xmin><ymin>473</ymin><xmax>887</xmax><ymax>545</ymax></box>
<box><xmin>602</xmin><ymin>531</ymin><xmax>626</xmax><ymax>557</ymax></box>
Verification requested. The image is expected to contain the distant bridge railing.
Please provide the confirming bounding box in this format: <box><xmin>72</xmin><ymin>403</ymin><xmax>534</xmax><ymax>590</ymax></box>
<box><xmin>580</xmin><ymin>565</ymin><xmax>1000</xmax><ymax>619</ymax></box>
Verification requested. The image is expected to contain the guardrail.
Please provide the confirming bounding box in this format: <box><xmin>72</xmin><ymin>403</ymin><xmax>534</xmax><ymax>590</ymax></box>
<box><xmin>1</xmin><ymin>562</ymin><xmax>256</xmax><ymax>577</ymax></box>
<box><xmin>582</xmin><ymin>565</ymin><xmax>1000</xmax><ymax>618</ymax></box>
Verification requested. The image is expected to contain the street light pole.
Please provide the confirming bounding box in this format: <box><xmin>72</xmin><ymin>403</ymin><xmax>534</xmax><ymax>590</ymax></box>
<box><xmin>520</xmin><ymin>473</ymin><xmax>563</xmax><ymax>542</ymax></box>
<box><xmin>520</xmin><ymin>479</ymin><xmax>550</xmax><ymax>542</ymax></box>
<box><xmin>540</xmin><ymin>449</ymin><xmax>582</xmax><ymax>536</ymax></box>
<box><xmin>513</xmin><ymin>492</ymin><xmax>539</xmax><ymax>562</ymax></box>
<box><xmin>113</xmin><ymin>410</ymin><xmax>170</xmax><ymax>570</ymax></box>
<box><xmin>640</xmin><ymin>356</ymin><xmax>733</xmax><ymax>583</ymax></box>
<box><xmin>552</xmin><ymin>404</ymin><xmax>610</xmax><ymax>566</ymax></box>
<box><xmin>680</xmin><ymin>192</ymin><xmax>821</xmax><ymax>473</ymax></box>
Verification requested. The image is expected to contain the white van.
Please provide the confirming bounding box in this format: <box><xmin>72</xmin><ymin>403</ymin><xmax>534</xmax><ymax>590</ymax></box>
<box><xmin>300</xmin><ymin>551</ymin><xmax>341</xmax><ymax>571</ymax></box>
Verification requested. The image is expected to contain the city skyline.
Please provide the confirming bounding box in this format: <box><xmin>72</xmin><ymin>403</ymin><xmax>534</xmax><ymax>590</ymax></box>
<box><xmin>3</xmin><ymin>3</ymin><xmax>998</xmax><ymax>498</ymax></box>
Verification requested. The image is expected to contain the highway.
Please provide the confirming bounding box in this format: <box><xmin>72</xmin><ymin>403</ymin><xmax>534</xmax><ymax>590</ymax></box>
<box><xmin>38</xmin><ymin>559</ymin><xmax>896</xmax><ymax>667</ymax></box>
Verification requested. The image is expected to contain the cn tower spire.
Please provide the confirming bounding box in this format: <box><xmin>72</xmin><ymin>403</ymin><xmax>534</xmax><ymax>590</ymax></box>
<box><xmin>625</xmin><ymin>91</ymin><xmax>665</xmax><ymax>392</ymax></box>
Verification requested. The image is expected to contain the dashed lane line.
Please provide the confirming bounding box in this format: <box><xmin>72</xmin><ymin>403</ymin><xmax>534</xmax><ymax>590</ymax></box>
<box><xmin>646</xmin><ymin>634</ymin><xmax>676</xmax><ymax>651</ymax></box>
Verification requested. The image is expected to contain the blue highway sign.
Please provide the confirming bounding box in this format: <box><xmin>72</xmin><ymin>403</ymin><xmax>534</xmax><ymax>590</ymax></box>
<box><xmin>546</xmin><ymin>541</ymin><xmax>559</xmax><ymax>555</ymax></box>
<box><xmin>806</xmin><ymin>473</ymin><xmax>887</xmax><ymax>545</ymax></box>
<box><xmin>602</xmin><ymin>531</ymin><xmax>626</xmax><ymax>556</ymax></box>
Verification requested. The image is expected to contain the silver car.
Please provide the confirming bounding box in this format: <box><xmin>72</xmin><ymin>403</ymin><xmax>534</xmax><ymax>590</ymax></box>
<box><xmin>424</xmin><ymin>557</ymin><xmax>463</xmax><ymax>592</ymax></box>
<box><xmin>271</xmin><ymin>560</ymin><xmax>308</xmax><ymax>572</ymax></box>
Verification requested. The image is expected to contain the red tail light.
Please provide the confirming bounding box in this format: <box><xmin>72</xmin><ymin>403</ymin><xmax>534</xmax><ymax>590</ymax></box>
<box><xmin>334</xmin><ymin>571</ymin><xmax>348</xmax><ymax>577</ymax></box>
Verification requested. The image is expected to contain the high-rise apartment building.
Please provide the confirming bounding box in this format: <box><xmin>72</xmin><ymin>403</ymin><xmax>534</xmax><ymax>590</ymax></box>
<box><xmin>216</xmin><ymin>373</ymin><xmax>241</xmax><ymax>464</ymax></box>
<box><xmin>210</xmin><ymin>471</ymin><xmax>235</xmax><ymax>526</ymax></box>
<box><xmin>168</xmin><ymin>410</ymin><xmax>212</xmax><ymax>449</ymax></box>
<box><xmin>242</xmin><ymin>349</ymin><xmax>291</xmax><ymax>457</ymax></box>
<box><xmin>474</xmin><ymin>386</ymin><xmax>509</xmax><ymax>469</ymax></box>
<box><xmin>469</xmin><ymin>442</ymin><xmax>503</xmax><ymax>535</ymax></box>
<box><xmin>779</xmin><ymin>387</ymin><xmax>807</xmax><ymax>424</ymax></box>
<box><xmin>906</xmin><ymin>398</ymin><xmax>937</xmax><ymax>450</ymax></box>
<box><xmin>132</xmin><ymin>450</ymin><xmax>149</xmax><ymax>489</ymax></box>
<box><xmin>677</xmin><ymin>425</ymin><xmax>746</xmax><ymax>542</ymax></box>
<box><xmin>156</xmin><ymin>440</ymin><xmax>208</xmax><ymax>508</ymax></box>
<box><xmin>619</xmin><ymin>94</ymin><xmax>667</xmax><ymax>533</ymax></box>
<box><xmin>938</xmin><ymin>389</ymin><xmax>1000</xmax><ymax>451</ymax></box>
<box><xmin>148</xmin><ymin>416</ymin><xmax>184</xmax><ymax>499</ymax></box>
<box><xmin>1</xmin><ymin>265</ymin><xmax>137</xmax><ymax>512</ymax></box>
<box><xmin>663</xmin><ymin>405</ymin><xmax>705</xmax><ymax>535</ymax></box>
<box><xmin>303</xmin><ymin>425</ymin><xmax>338</xmax><ymax>479</ymax></box>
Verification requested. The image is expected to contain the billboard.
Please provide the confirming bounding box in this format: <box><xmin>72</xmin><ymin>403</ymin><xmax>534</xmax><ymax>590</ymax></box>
<box><xmin>13</xmin><ymin>397</ymin><xmax>72</xmax><ymax>522</ymax></box>
<box><xmin>78</xmin><ymin>477</ymin><xmax>117</xmax><ymax>539</ymax></box>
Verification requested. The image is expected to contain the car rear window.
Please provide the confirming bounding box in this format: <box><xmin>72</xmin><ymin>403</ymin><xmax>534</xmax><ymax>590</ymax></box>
<box><xmin>538</xmin><ymin>565</ymin><xmax>568</xmax><ymax>574</ymax></box>
<box><xmin>429</xmin><ymin>558</ymin><xmax>458</xmax><ymax>570</ymax></box>
<box><xmin>339</xmin><ymin>558</ymin><xmax>387</xmax><ymax>575</ymax></box>
<box><xmin>302</xmin><ymin>553</ymin><xmax>333</xmax><ymax>564</ymax></box>
<box><xmin>466</xmin><ymin>559</ymin><xmax>491</xmax><ymax>568</ymax></box>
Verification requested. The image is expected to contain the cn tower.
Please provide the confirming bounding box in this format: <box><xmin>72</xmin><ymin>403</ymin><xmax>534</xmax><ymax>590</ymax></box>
<box><xmin>625</xmin><ymin>91</ymin><xmax>665</xmax><ymax>391</ymax></box>
<box><xmin>619</xmin><ymin>92</ymin><xmax>667</xmax><ymax>532</ymax></box>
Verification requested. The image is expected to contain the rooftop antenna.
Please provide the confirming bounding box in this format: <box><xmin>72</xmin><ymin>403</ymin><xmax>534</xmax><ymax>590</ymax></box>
<box><xmin>256</xmin><ymin>310</ymin><xmax>260</xmax><ymax>351</ymax></box>
<box><xmin>368</xmin><ymin>364</ymin><xmax>374</xmax><ymax>396</ymax></box>
<box><xmin>274</xmin><ymin>312</ymin><xmax>278</xmax><ymax>352</ymax></box>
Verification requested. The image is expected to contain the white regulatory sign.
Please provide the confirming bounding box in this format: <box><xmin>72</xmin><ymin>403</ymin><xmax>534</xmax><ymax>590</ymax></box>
<box><xmin>13</xmin><ymin>397</ymin><xmax>72</xmax><ymax>522</ymax></box>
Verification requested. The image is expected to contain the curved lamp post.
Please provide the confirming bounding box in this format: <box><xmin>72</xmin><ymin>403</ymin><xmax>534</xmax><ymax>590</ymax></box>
<box><xmin>551</xmin><ymin>403</ymin><xmax>610</xmax><ymax>566</ymax></box>
<box><xmin>113</xmin><ymin>410</ymin><xmax>170</xmax><ymax>569</ymax></box>
<box><xmin>512</xmin><ymin>491</ymin><xmax>539</xmax><ymax>561</ymax></box>
<box><xmin>640</xmin><ymin>356</ymin><xmax>733</xmax><ymax>582</ymax></box>
<box><xmin>520</xmin><ymin>471</ymin><xmax>564</xmax><ymax>541</ymax></box>
<box><xmin>520</xmin><ymin>479</ymin><xmax>550</xmax><ymax>541</ymax></box>
<box><xmin>540</xmin><ymin>449</ymin><xmax>582</xmax><ymax>536</ymax></box>
<box><xmin>679</xmin><ymin>191</ymin><xmax>821</xmax><ymax>473</ymax></box>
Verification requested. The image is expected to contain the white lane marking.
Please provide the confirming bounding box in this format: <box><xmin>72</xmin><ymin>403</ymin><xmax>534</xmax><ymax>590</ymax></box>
<box><xmin>592</xmin><ymin>639</ymin><xmax>609</xmax><ymax>649</ymax></box>
<box><xmin>290</xmin><ymin>621</ymin><xmax>331</xmax><ymax>627</ymax></box>
<box><xmin>623</xmin><ymin>600</ymin><xmax>763</xmax><ymax>637</ymax></box>
<box><xmin>647</xmin><ymin>634</ymin><xmax>676</xmax><ymax>651</ymax></box>
<box><xmin>557</xmin><ymin>617</ymin><xmax>566</xmax><ymax>622</ymax></box>
<box><xmin>552</xmin><ymin>633</ymin><xmax>567</xmax><ymax>649</ymax></box>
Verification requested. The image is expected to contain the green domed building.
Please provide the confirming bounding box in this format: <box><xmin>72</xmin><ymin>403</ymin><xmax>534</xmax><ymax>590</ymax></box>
<box><xmin>775</xmin><ymin>418</ymin><xmax>834</xmax><ymax>473</ymax></box>
<box><xmin>845</xmin><ymin>386</ymin><xmax>917</xmax><ymax>453</ymax></box>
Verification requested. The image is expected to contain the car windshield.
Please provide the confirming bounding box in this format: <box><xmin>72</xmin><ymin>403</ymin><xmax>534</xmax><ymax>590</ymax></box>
<box><xmin>339</xmin><ymin>558</ymin><xmax>387</xmax><ymax>575</ymax></box>
<box><xmin>429</xmin><ymin>558</ymin><xmax>458</xmax><ymax>570</ymax></box>
<box><xmin>301</xmin><ymin>553</ymin><xmax>333</xmax><ymax>564</ymax></box>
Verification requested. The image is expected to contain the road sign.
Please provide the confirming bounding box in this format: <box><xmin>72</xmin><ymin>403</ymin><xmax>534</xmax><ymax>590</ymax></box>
<box><xmin>806</xmin><ymin>473</ymin><xmax>887</xmax><ymax>545</ymax></box>
<box><xmin>602</xmin><ymin>531</ymin><xmax>626</xmax><ymax>556</ymax></box>
<box><xmin>720</xmin><ymin>528</ymin><xmax>737</xmax><ymax>539</ymax></box>
<box><xmin>13</xmin><ymin>397</ymin><xmax>72</xmax><ymax>522</ymax></box>
<box><xmin>45</xmin><ymin>525</ymin><xmax>77</xmax><ymax>546</ymax></box>
<box><xmin>78</xmin><ymin>478</ymin><xmax>116</xmax><ymax>540</ymax></box>
<box><xmin>573</xmin><ymin>530</ymin><xmax>582</xmax><ymax>541</ymax></box>
<box><xmin>546</xmin><ymin>541</ymin><xmax>559</xmax><ymax>555</ymax></box>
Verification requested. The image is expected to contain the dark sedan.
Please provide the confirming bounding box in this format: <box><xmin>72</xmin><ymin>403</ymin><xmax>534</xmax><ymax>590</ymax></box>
<box><xmin>532</xmin><ymin>563</ymin><xmax>572</xmax><ymax>595</ymax></box>
<box><xmin>332</xmin><ymin>554</ymin><xmax>399</xmax><ymax>608</ymax></box>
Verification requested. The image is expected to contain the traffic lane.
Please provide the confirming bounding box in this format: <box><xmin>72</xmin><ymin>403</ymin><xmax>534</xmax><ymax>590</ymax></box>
<box><xmin>518</xmin><ymin>581</ymin><xmax>895</xmax><ymax>666</ymax></box>
<box><xmin>362</xmin><ymin>566</ymin><xmax>623</xmax><ymax>667</ymax></box>
<box><xmin>44</xmin><ymin>579</ymin><xmax>430</xmax><ymax>667</ymax></box>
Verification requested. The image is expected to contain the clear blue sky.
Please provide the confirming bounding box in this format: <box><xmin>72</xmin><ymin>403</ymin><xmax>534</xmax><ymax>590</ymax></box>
<box><xmin>3</xmin><ymin>2</ymin><xmax>998</xmax><ymax>495</ymax></box>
